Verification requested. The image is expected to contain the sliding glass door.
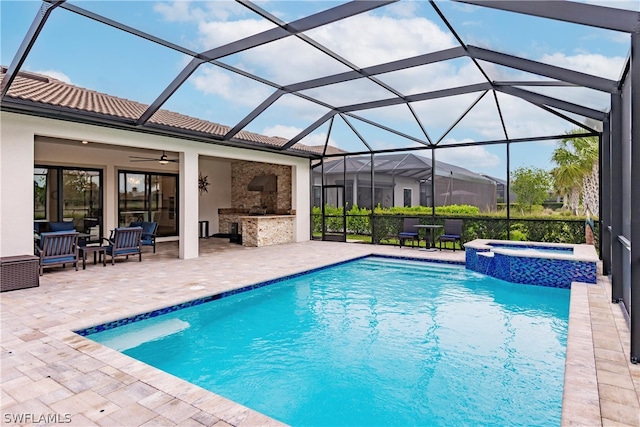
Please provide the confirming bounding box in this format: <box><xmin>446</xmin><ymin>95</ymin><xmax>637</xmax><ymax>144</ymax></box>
<box><xmin>33</xmin><ymin>166</ymin><xmax>103</xmax><ymax>239</ymax></box>
<box><xmin>118</xmin><ymin>171</ymin><xmax>178</xmax><ymax>237</ymax></box>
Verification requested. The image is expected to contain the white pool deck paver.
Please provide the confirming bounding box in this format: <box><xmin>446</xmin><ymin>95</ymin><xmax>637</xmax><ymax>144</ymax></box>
<box><xmin>1</xmin><ymin>239</ymin><xmax>639</xmax><ymax>426</ymax></box>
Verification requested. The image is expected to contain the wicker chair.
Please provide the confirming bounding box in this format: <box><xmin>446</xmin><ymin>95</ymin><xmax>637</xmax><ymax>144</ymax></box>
<box><xmin>102</xmin><ymin>227</ymin><xmax>143</xmax><ymax>265</ymax></box>
<box><xmin>438</xmin><ymin>219</ymin><xmax>463</xmax><ymax>251</ymax></box>
<box><xmin>35</xmin><ymin>231</ymin><xmax>80</xmax><ymax>275</ymax></box>
<box><xmin>398</xmin><ymin>217</ymin><xmax>420</xmax><ymax>248</ymax></box>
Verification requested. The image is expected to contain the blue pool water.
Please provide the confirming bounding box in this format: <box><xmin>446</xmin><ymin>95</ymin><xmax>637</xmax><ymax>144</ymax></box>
<box><xmin>489</xmin><ymin>243</ymin><xmax>574</xmax><ymax>255</ymax></box>
<box><xmin>86</xmin><ymin>257</ymin><xmax>570</xmax><ymax>426</ymax></box>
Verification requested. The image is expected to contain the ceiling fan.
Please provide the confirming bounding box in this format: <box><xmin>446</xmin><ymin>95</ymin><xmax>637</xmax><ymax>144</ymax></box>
<box><xmin>129</xmin><ymin>150</ymin><xmax>178</xmax><ymax>165</ymax></box>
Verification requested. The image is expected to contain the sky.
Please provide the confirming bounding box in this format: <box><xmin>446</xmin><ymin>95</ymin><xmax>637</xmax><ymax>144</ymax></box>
<box><xmin>1</xmin><ymin>0</ymin><xmax>636</xmax><ymax>180</ymax></box>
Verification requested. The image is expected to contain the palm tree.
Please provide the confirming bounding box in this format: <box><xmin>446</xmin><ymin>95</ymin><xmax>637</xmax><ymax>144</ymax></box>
<box><xmin>550</xmin><ymin>129</ymin><xmax>598</xmax><ymax>215</ymax></box>
<box><xmin>550</xmin><ymin>165</ymin><xmax>580</xmax><ymax>213</ymax></box>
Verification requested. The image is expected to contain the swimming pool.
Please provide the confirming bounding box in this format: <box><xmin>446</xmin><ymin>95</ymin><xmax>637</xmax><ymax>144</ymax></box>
<box><xmin>81</xmin><ymin>256</ymin><xmax>569</xmax><ymax>426</ymax></box>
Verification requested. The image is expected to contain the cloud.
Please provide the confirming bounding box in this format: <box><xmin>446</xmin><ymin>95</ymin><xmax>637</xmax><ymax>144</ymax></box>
<box><xmin>261</xmin><ymin>124</ymin><xmax>300</xmax><ymax>139</ymax></box>
<box><xmin>154</xmin><ymin>1</ymin><xmax>250</xmax><ymax>23</ymax></box>
<box><xmin>32</xmin><ymin>69</ymin><xmax>72</xmax><ymax>84</ymax></box>
<box><xmin>385</xmin><ymin>1</ymin><xmax>420</xmax><ymax>18</ymax></box>
<box><xmin>583</xmin><ymin>0</ymin><xmax>639</xmax><ymax>11</ymax></box>
<box><xmin>198</xmin><ymin>18</ymin><xmax>275</xmax><ymax>48</ymax></box>
<box><xmin>190</xmin><ymin>66</ymin><xmax>272</xmax><ymax>107</ymax></box>
<box><xmin>262</xmin><ymin>124</ymin><xmax>338</xmax><ymax>147</ymax></box>
<box><xmin>437</xmin><ymin>142</ymin><xmax>502</xmax><ymax>169</ymax></box>
<box><xmin>538</xmin><ymin>52</ymin><xmax>626</xmax><ymax>80</ymax></box>
<box><xmin>153</xmin><ymin>2</ymin><xmax>196</xmax><ymax>22</ymax></box>
<box><xmin>450</xmin><ymin>3</ymin><xmax>480</xmax><ymax>13</ymax></box>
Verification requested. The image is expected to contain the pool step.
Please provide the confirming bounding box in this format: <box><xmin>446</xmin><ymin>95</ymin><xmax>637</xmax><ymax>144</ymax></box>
<box><xmin>477</xmin><ymin>251</ymin><xmax>494</xmax><ymax>258</ymax></box>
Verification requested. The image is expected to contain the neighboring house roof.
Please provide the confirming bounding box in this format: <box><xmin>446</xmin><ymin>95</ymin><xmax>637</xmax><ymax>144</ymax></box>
<box><xmin>480</xmin><ymin>174</ymin><xmax>507</xmax><ymax>186</ymax></box>
<box><xmin>321</xmin><ymin>153</ymin><xmax>494</xmax><ymax>185</ymax></box>
<box><xmin>0</xmin><ymin>67</ymin><xmax>323</xmax><ymax>157</ymax></box>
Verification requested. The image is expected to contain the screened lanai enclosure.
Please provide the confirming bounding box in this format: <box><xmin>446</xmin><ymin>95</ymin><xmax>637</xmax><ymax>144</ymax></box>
<box><xmin>1</xmin><ymin>1</ymin><xmax>639</xmax><ymax>360</ymax></box>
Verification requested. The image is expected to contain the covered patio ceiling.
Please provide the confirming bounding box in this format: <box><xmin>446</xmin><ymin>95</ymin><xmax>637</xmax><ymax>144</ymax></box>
<box><xmin>1</xmin><ymin>0</ymin><xmax>637</xmax><ymax>159</ymax></box>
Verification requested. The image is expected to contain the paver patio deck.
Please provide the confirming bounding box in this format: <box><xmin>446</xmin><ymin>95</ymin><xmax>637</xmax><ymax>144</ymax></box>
<box><xmin>1</xmin><ymin>239</ymin><xmax>638</xmax><ymax>426</ymax></box>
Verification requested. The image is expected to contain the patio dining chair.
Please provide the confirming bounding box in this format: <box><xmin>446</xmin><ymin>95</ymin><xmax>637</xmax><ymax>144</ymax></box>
<box><xmin>438</xmin><ymin>219</ymin><xmax>463</xmax><ymax>252</ymax></box>
<box><xmin>130</xmin><ymin>221</ymin><xmax>158</xmax><ymax>253</ymax></box>
<box><xmin>35</xmin><ymin>231</ymin><xmax>80</xmax><ymax>275</ymax></box>
<box><xmin>398</xmin><ymin>217</ymin><xmax>420</xmax><ymax>248</ymax></box>
<box><xmin>102</xmin><ymin>227</ymin><xmax>143</xmax><ymax>265</ymax></box>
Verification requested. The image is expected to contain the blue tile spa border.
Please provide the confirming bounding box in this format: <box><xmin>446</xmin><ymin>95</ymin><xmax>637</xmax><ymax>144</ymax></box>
<box><xmin>465</xmin><ymin>246</ymin><xmax>596</xmax><ymax>289</ymax></box>
<box><xmin>76</xmin><ymin>254</ymin><xmax>460</xmax><ymax>337</ymax></box>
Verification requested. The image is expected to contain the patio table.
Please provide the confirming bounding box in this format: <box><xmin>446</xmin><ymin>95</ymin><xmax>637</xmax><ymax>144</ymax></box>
<box><xmin>414</xmin><ymin>224</ymin><xmax>442</xmax><ymax>252</ymax></box>
<box><xmin>79</xmin><ymin>245</ymin><xmax>106</xmax><ymax>270</ymax></box>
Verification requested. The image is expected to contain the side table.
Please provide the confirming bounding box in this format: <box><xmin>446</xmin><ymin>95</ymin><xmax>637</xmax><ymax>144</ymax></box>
<box><xmin>79</xmin><ymin>246</ymin><xmax>106</xmax><ymax>270</ymax></box>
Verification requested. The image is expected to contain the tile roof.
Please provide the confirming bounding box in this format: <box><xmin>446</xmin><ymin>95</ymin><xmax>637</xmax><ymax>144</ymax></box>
<box><xmin>1</xmin><ymin>67</ymin><xmax>322</xmax><ymax>156</ymax></box>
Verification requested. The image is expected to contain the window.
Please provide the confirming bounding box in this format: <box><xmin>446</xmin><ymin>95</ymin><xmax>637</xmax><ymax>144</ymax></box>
<box><xmin>118</xmin><ymin>171</ymin><xmax>178</xmax><ymax>237</ymax></box>
<box><xmin>33</xmin><ymin>166</ymin><xmax>103</xmax><ymax>239</ymax></box>
<box><xmin>404</xmin><ymin>188</ymin><xmax>412</xmax><ymax>207</ymax></box>
<box><xmin>313</xmin><ymin>185</ymin><xmax>322</xmax><ymax>207</ymax></box>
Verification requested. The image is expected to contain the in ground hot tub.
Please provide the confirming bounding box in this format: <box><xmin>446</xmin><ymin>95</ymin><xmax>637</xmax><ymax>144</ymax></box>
<box><xmin>465</xmin><ymin>239</ymin><xmax>598</xmax><ymax>288</ymax></box>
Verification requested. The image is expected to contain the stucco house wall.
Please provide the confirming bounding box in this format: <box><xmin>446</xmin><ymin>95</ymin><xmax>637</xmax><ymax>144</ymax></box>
<box><xmin>0</xmin><ymin>111</ymin><xmax>310</xmax><ymax>259</ymax></box>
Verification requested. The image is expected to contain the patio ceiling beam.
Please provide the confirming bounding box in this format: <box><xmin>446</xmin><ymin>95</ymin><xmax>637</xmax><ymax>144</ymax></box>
<box><xmin>429</xmin><ymin>0</ymin><xmax>493</xmax><ymax>84</ymax></box>
<box><xmin>436</xmin><ymin>90</ymin><xmax>489</xmax><ymax>144</ymax></box>
<box><xmin>223</xmin><ymin>90</ymin><xmax>285</xmax><ymax>140</ymax></box>
<box><xmin>492</xmin><ymin>91</ymin><xmax>509</xmax><ymax>140</ymax></box>
<box><xmin>339</xmin><ymin>114</ymin><xmax>373</xmax><ymax>152</ymax></box>
<box><xmin>496</xmin><ymin>85</ymin><xmax>608</xmax><ymax>121</ymax></box>
<box><xmin>535</xmin><ymin>104</ymin><xmax>600</xmax><ymax>134</ymax></box>
<box><xmin>321</xmin><ymin>116</ymin><xmax>336</xmax><ymax>157</ymax></box>
<box><xmin>494</xmin><ymin>80</ymin><xmax>577</xmax><ymax>87</ymax></box>
<box><xmin>467</xmin><ymin>45</ymin><xmax>618</xmax><ymax>93</ymax></box>
<box><xmin>342</xmin><ymin>113</ymin><xmax>431</xmax><ymax>147</ymax></box>
<box><xmin>337</xmin><ymin>82</ymin><xmax>493</xmax><ymax>113</ymax></box>
<box><xmin>136</xmin><ymin>0</ymin><xmax>393</xmax><ymax>126</ymax></box>
<box><xmin>283</xmin><ymin>47</ymin><xmax>467</xmax><ymax>93</ymax></box>
<box><xmin>320</xmin><ymin>132</ymin><xmax>597</xmax><ymax>158</ymax></box>
<box><xmin>1</xmin><ymin>1</ymin><xmax>65</xmax><ymax>97</ymax></box>
<box><xmin>281</xmin><ymin>111</ymin><xmax>337</xmax><ymax>150</ymax></box>
<box><xmin>407</xmin><ymin>103</ymin><xmax>434</xmax><ymax>144</ymax></box>
<box><xmin>455</xmin><ymin>0</ymin><xmax>640</xmax><ymax>34</ymax></box>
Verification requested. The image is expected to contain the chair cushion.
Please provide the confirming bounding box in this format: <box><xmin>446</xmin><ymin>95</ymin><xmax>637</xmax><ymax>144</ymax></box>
<box><xmin>439</xmin><ymin>234</ymin><xmax>460</xmax><ymax>240</ymax></box>
<box><xmin>141</xmin><ymin>222</ymin><xmax>156</xmax><ymax>234</ymax></box>
<box><xmin>141</xmin><ymin>238</ymin><xmax>153</xmax><ymax>245</ymax></box>
<box><xmin>42</xmin><ymin>255</ymin><xmax>76</xmax><ymax>264</ymax></box>
<box><xmin>49</xmin><ymin>222</ymin><xmax>75</xmax><ymax>232</ymax></box>
<box><xmin>105</xmin><ymin>246</ymin><xmax>140</xmax><ymax>256</ymax></box>
<box><xmin>113</xmin><ymin>248</ymin><xmax>140</xmax><ymax>255</ymax></box>
<box><xmin>399</xmin><ymin>232</ymin><xmax>418</xmax><ymax>237</ymax></box>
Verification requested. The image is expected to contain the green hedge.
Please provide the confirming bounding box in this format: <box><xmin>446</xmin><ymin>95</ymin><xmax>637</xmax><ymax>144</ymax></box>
<box><xmin>312</xmin><ymin>204</ymin><xmax>598</xmax><ymax>246</ymax></box>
